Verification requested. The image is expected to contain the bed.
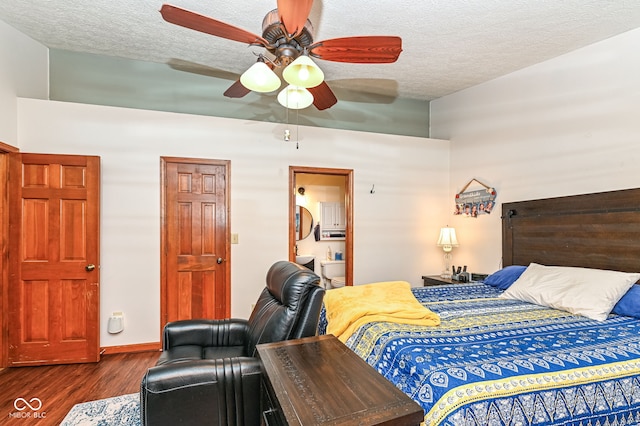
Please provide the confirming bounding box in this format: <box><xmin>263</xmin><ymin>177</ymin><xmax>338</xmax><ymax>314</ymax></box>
<box><xmin>320</xmin><ymin>188</ymin><xmax>640</xmax><ymax>426</ymax></box>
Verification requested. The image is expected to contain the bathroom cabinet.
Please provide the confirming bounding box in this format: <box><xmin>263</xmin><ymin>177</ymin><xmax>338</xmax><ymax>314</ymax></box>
<box><xmin>320</xmin><ymin>202</ymin><xmax>345</xmax><ymax>230</ymax></box>
<box><xmin>320</xmin><ymin>202</ymin><xmax>346</xmax><ymax>240</ymax></box>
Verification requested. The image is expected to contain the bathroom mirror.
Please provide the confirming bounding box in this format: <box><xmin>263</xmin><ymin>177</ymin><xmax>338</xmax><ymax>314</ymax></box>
<box><xmin>295</xmin><ymin>205</ymin><xmax>314</xmax><ymax>240</ymax></box>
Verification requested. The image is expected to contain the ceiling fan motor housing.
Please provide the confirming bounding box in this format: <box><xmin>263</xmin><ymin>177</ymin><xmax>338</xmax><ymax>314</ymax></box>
<box><xmin>262</xmin><ymin>9</ymin><xmax>314</xmax><ymax>66</ymax></box>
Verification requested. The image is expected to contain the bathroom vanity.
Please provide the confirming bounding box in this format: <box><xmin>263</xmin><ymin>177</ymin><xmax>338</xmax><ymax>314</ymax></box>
<box><xmin>258</xmin><ymin>335</ymin><xmax>423</xmax><ymax>426</ymax></box>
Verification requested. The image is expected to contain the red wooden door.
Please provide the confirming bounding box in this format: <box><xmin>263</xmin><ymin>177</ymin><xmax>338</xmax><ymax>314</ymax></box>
<box><xmin>8</xmin><ymin>153</ymin><xmax>100</xmax><ymax>366</ymax></box>
<box><xmin>161</xmin><ymin>158</ymin><xmax>230</xmax><ymax>327</ymax></box>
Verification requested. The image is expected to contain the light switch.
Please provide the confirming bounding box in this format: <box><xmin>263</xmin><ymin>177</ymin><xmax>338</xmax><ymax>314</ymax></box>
<box><xmin>231</xmin><ymin>233</ymin><xmax>239</xmax><ymax>244</ymax></box>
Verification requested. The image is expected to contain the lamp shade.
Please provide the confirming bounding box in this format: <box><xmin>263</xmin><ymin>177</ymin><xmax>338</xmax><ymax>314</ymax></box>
<box><xmin>282</xmin><ymin>55</ymin><xmax>324</xmax><ymax>88</ymax></box>
<box><xmin>437</xmin><ymin>227</ymin><xmax>459</xmax><ymax>252</ymax></box>
<box><xmin>277</xmin><ymin>85</ymin><xmax>314</xmax><ymax>109</ymax></box>
<box><xmin>240</xmin><ymin>61</ymin><xmax>281</xmax><ymax>93</ymax></box>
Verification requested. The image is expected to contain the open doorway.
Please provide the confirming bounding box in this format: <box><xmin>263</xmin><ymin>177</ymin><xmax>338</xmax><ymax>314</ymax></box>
<box><xmin>289</xmin><ymin>166</ymin><xmax>353</xmax><ymax>286</ymax></box>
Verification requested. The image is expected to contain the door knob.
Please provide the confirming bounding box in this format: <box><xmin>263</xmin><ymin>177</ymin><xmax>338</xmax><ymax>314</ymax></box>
<box><xmin>85</xmin><ymin>264</ymin><xmax>96</xmax><ymax>272</ymax></box>
<box><xmin>217</xmin><ymin>258</ymin><xmax>223</xmax><ymax>264</ymax></box>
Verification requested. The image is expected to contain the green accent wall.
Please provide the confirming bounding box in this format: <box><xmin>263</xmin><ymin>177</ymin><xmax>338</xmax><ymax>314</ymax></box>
<box><xmin>49</xmin><ymin>49</ymin><xmax>430</xmax><ymax>138</ymax></box>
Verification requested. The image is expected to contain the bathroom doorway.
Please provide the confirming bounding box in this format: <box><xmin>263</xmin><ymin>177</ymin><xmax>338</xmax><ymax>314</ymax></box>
<box><xmin>289</xmin><ymin>166</ymin><xmax>353</xmax><ymax>286</ymax></box>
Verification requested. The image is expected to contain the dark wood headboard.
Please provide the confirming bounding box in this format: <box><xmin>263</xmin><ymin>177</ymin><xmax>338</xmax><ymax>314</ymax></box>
<box><xmin>502</xmin><ymin>188</ymin><xmax>640</xmax><ymax>273</ymax></box>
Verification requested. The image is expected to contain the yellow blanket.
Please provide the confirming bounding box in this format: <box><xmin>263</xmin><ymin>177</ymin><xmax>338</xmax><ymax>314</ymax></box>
<box><xmin>323</xmin><ymin>281</ymin><xmax>440</xmax><ymax>342</ymax></box>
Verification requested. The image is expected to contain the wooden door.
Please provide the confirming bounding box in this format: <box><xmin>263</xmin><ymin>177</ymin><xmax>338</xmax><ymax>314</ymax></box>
<box><xmin>0</xmin><ymin>142</ymin><xmax>19</xmax><ymax>368</ymax></box>
<box><xmin>8</xmin><ymin>153</ymin><xmax>100</xmax><ymax>366</ymax></box>
<box><xmin>161</xmin><ymin>158</ymin><xmax>230</xmax><ymax>327</ymax></box>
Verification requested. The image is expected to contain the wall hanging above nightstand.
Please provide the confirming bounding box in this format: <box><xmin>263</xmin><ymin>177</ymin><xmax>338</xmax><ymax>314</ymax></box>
<box><xmin>454</xmin><ymin>178</ymin><xmax>497</xmax><ymax>218</ymax></box>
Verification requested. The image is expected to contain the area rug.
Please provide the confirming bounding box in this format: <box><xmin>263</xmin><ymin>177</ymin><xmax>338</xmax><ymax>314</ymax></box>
<box><xmin>60</xmin><ymin>393</ymin><xmax>140</xmax><ymax>425</ymax></box>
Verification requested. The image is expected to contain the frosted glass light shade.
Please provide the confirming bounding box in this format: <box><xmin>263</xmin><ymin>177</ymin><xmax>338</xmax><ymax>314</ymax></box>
<box><xmin>240</xmin><ymin>61</ymin><xmax>281</xmax><ymax>93</ymax></box>
<box><xmin>282</xmin><ymin>56</ymin><xmax>324</xmax><ymax>88</ymax></box>
<box><xmin>437</xmin><ymin>227</ymin><xmax>459</xmax><ymax>252</ymax></box>
<box><xmin>277</xmin><ymin>85</ymin><xmax>314</xmax><ymax>109</ymax></box>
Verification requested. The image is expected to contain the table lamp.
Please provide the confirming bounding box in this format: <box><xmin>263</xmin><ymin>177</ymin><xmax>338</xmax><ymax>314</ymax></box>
<box><xmin>437</xmin><ymin>227</ymin><xmax>459</xmax><ymax>278</ymax></box>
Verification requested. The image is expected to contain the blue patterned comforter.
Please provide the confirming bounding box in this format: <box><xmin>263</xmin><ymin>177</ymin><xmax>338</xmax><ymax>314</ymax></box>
<box><xmin>319</xmin><ymin>283</ymin><xmax>640</xmax><ymax>426</ymax></box>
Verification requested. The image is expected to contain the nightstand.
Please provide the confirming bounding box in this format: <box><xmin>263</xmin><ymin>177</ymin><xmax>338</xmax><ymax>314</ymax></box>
<box><xmin>421</xmin><ymin>275</ymin><xmax>461</xmax><ymax>286</ymax></box>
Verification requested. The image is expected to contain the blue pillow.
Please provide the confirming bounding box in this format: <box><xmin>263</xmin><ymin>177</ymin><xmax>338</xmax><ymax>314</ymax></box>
<box><xmin>612</xmin><ymin>284</ymin><xmax>640</xmax><ymax>318</ymax></box>
<box><xmin>483</xmin><ymin>265</ymin><xmax>527</xmax><ymax>290</ymax></box>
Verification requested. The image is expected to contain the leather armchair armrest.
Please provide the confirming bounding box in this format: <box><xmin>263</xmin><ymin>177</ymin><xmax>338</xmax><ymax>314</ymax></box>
<box><xmin>140</xmin><ymin>357</ymin><xmax>262</xmax><ymax>426</ymax></box>
<box><xmin>162</xmin><ymin>318</ymin><xmax>250</xmax><ymax>350</ymax></box>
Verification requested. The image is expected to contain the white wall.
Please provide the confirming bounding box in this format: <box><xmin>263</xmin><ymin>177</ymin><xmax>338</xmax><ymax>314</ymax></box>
<box><xmin>12</xmin><ymin>16</ymin><xmax>638</xmax><ymax>351</ymax></box>
<box><xmin>0</xmin><ymin>19</ymin><xmax>48</xmax><ymax>145</ymax></box>
<box><xmin>431</xmin><ymin>27</ymin><xmax>640</xmax><ymax>275</ymax></box>
<box><xmin>16</xmin><ymin>99</ymin><xmax>449</xmax><ymax>348</ymax></box>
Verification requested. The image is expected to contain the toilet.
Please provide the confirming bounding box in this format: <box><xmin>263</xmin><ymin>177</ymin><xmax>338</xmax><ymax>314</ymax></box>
<box><xmin>320</xmin><ymin>260</ymin><xmax>345</xmax><ymax>288</ymax></box>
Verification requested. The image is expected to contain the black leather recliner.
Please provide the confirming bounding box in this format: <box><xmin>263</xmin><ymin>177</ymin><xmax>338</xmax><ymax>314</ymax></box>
<box><xmin>140</xmin><ymin>260</ymin><xmax>325</xmax><ymax>426</ymax></box>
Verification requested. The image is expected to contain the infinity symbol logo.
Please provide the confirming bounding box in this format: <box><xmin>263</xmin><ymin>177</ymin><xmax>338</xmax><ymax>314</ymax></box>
<box><xmin>13</xmin><ymin>397</ymin><xmax>43</xmax><ymax>411</ymax></box>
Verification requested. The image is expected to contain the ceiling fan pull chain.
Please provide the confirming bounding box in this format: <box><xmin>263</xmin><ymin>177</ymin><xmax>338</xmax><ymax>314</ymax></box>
<box><xmin>296</xmin><ymin>108</ymin><xmax>300</xmax><ymax>149</ymax></box>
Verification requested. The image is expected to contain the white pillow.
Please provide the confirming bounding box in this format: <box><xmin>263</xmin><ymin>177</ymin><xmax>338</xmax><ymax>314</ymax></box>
<box><xmin>500</xmin><ymin>263</ymin><xmax>640</xmax><ymax>321</ymax></box>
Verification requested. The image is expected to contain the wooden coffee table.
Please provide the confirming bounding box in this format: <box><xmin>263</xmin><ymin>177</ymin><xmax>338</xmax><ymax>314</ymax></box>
<box><xmin>257</xmin><ymin>334</ymin><xmax>424</xmax><ymax>426</ymax></box>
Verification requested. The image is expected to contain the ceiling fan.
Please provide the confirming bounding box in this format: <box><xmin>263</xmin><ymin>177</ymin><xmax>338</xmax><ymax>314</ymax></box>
<box><xmin>160</xmin><ymin>0</ymin><xmax>402</xmax><ymax>110</ymax></box>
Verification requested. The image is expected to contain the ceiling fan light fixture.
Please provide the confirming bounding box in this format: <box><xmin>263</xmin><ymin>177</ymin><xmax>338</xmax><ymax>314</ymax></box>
<box><xmin>277</xmin><ymin>85</ymin><xmax>314</xmax><ymax>110</ymax></box>
<box><xmin>160</xmin><ymin>3</ymin><xmax>403</xmax><ymax>110</ymax></box>
<box><xmin>240</xmin><ymin>60</ymin><xmax>281</xmax><ymax>93</ymax></box>
<box><xmin>282</xmin><ymin>55</ymin><xmax>324</xmax><ymax>88</ymax></box>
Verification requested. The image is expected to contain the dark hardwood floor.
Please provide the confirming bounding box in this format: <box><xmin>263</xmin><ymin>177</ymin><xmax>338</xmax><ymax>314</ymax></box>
<box><xmin>0</xmin><ymin>351</ymin><xmax>159</xmax><ymax>425</ymax></box>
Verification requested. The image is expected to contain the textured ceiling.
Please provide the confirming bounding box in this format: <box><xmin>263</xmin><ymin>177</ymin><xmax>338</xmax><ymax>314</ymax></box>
<box><xmin>1</xmin><ymin>1</ymin><xmax>640</xmax><ymax>108</ymax></box>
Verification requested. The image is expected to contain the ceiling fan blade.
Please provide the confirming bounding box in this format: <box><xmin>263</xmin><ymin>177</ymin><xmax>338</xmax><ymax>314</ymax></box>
<box><xmin>224</xmin><ymin>80</ymin><xmax>252</xmax><ymax>98</ymax></box>
<box><xmin>160</xmin><ymin>4</ymin><xmax>269</xmax><ymax>46</ymax></box>
<box><xmin>308</xmin><ymin>82</ymin><xmax>338</xmax><ymax>110</ymax></box>
<box><xmin>310</xmin><ymin>36</ymin><xmax>402</xmax><ymax>63</ymax></box>
<box><xmin>277</xmin><ymin>0</ymin><xmax>313</xmax><ymax>36</ymax></box>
